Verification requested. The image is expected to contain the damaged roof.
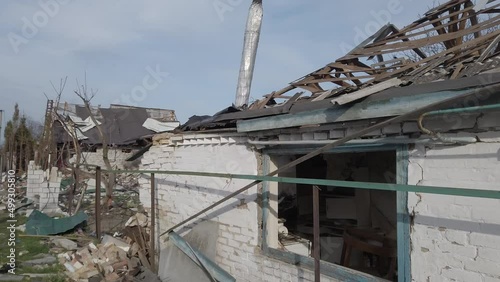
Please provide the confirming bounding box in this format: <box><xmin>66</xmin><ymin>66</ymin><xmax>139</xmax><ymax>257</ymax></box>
<box><xmin>181</xmin><ymin>0</ymin><xmax>500</xmax><ymax>132</ymax></box>
<box><xmin>54</xmin><ymin>104</ymin><xmax>180</xmax><ymax>145</ymax></box>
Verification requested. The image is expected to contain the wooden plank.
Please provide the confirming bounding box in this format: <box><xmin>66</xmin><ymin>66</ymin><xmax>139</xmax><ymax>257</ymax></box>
<box><xmin>354</xmin><ymin>16</ymin><xmax>500</xmax><ymax>56</ymax></box>
<box><xmin>282</xmin><ymin>92</ymin><xmax>304</xmax><ymax>112</ymax></box>
<box><xmin>432</xmin><ymin>19</ymin><xmax>454</xmax><ymax>49</ymax></box>
<box><xmin>294</xmin><ymin>75</ymin><xmax>375</xmax><ymax>85</ymax></box>
<box><xmin>451</xmin><ymin>62</ymin><xmax>464</xmax><ymax>79</ymax></box>
<box><xmin>331</xmin><ymin>78</ymin><xmax>402</xmax><ymax>105</ymax></box>
<box><xmin>367</xmin><ymin>29</ymin><xmax>500</xmax><ymax>82</ymax></box>
<box><xmin>255</xmin><ymin>85</ymin><xmax>296</xmax><ymax>109</ymax></box>
<box><xmin>407</xmin><ymin>54</ymin><xmax>454</xmax><ymax>78</ymax></box>
<box><xmin>312</xmin><ymin>89</ymin><xmax>339</xmax><ymax>102</ymax></box>
<box><xmin>371</xmin><ymin>58</ymin><xmax>406</xmax><ymax>68</ymax></box>
<box><xmin>397</xmin><ymin>0</ymin><xmax>471</xmax><ymax>34</ymax></box>
<box><xmin>295</xmin><ymin>83</ymin><xmax>325</xmax><ymax>93</ymax></box>
<box><xmin>345</xmin><ymin>23</ymin><xmax>394</xmax><ymax>55</ymax></box>
<box><xmin>448</xmin><ymin>6</ymin><xmax>460</xmax><ymax>34</ymax></box>
<box><xmin>468</xmin><ymin>2</ymin><xmax>482</xmax><ymax>39</ymax></box>
<box><xmin>329</xmin><ymin>62</ymin><xmax>373</xmax><ymax>72</ymax></box>
<box><xmin>366</xmin><ymin>3</ymin><xmax>499</xmax><ymax>48</ymax></box>
<box><xmin>368</xmin><ymin>31</ymin><xmax>500</xmax><ymax>81</ymax></box>
<box><xmin>378</xmin><ymin>3</ymin><xmax>478</xmax><ymax>43</ymax></box>
<box><xmin>479</xmin><ymin>34</ymin><xmax>500</xmax><ymax>62</ymax></box>
<box><xmin>455</xmin><ymin>10</ymin><xmax>470</xmax><ymax>45</ymax></box>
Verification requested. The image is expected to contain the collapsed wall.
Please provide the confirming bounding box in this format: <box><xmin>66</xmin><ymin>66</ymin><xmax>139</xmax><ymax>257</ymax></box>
<box><xmin>27</xmin><ymin>161</ymin><xmax>62</xmax><ymax>214</ymax></box>
<box><xmin>70</xmin><ymin>148</ymin><xmax>138</xmax><ymax>169</ymax></box>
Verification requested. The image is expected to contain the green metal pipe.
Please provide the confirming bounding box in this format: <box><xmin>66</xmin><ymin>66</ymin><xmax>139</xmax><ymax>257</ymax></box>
<box><xmin>424</xmin><ymin>103</ymin><xmax>500</xmax><ymax>116</ymax></box>
<box><xmin>100</xmin><ymin>168</ymin><xmax>500</xmax><ymax>200</ymax></box>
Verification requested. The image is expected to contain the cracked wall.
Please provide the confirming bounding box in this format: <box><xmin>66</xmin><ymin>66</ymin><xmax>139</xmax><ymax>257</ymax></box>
<box><xmin>408</xmin><ymin>132</ymin><xmax>500</xmax><ymax>282</ymax></box>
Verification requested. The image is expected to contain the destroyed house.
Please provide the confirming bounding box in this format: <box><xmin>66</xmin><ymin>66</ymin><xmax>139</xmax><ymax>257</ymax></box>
<box><xmin>51</xmin><ymin>103</ymin><xmax>179</xmax><ymax>169</ymax></box>
<box><xmin>138</xmin><ymin>1</ymin><xmax>500</xmax><ymax>281</ymax></box>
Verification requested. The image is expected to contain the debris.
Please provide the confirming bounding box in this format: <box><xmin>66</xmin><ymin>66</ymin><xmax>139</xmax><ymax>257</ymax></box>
<box><xmin>38</xmin><ymin>209</ymin><xmax>158</xmax><ymax>280</ymax></box>
<box><xmin>26</xmin><ymin>210</ymin><xmax>88</xmax><ymax>235</ymax></box>
<box><xmin>57</xmin><ymin>232</ymin><xmax>160</xmax><ymax>281</ymax></box>
<box><xmin>125</xmin><ymin>213</ymin><xmax>148</xmax><ymax>227</ymax></box>
<box><xmin>15</xmin><ymin>224</ymin><xmax>26</xmax><ymax>232</ymax></box>
<box><xmin>18</xmin><ymin>250</ymin><xmax>29</xmax><ymax>257</ymax></box>
<box><xmin>102</xmin><ymin>235</ymin><xmax>130</xmax><ymax>252</ymax></box>
<box><xmin>21</xmin><ymin>255</ymin><xmax>57</xmax><ymax>267</ymax></box>
<box><xmin>134</xmin><ymin>266</ymin><xmax>162</xmax><ymax>282</ymax></box>
<box><xmin>51</xmin><ymin>238</ymin><xmax>78</xmax><ymax>250</ymax></box>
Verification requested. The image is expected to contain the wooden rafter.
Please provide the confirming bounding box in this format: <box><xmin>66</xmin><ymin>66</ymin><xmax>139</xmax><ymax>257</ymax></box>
<box><xmin>247</xmin><ymin>0</ymin><xmax>500</xmax><ymax>110</ymax></box>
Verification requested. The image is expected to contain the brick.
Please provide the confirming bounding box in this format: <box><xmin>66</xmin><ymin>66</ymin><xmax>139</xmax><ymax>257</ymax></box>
<box><xmin>228</xmin><ymin>226</ymin><xmax>241</xmax><ymax>234</ymax></box>
<box><xmin>478</xmin><ymin>247</ymin><xmax>500</xmax><ymax>261</ymax></box>
<box><xmin>329</xmin><ymin>129</ymin><xmax>345</xmax><ymax>139</ymax></box>
<box><xmin>470</xmin><ymin>233</ymin><xmax>500</xmax><ymax>250</ymax></box>
<box><xmin>444</xmin><ymin>230</ymin><xmax>469</xmax><ymax>245</ymax></box>
<box><xmin>221</xmin><ymin>231</ymin><xmax>233</xmax><ymax>240</ymax></box>
<box><xmin>313</xmin><ymin>132</ymin><xmax>328</xmax><ymax>140</ymax></box>
<box><xmin>227</xmin><ymin>240</ymin><xmax>240</xmax><ymax>249</ymax></box>
<box><xmin>438</xmin><ymin>242</ymin><xmax>477</xmax><ymax>258</ymax></box>
<box><xmin>234</xmin><ymin>234</ymin><xmax>250</xmax><ymax>243</ymax></box>
<box><xmin>465</xmin><ymin>259</ymin><xmax>500</xmax><ymax>277</ymax></box>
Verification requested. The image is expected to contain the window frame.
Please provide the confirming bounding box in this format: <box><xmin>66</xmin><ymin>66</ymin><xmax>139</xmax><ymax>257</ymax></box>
<box><xmin>261</xmin><ymin>144</ymin><xmax>410</xmax><ymax>282</ymax></box>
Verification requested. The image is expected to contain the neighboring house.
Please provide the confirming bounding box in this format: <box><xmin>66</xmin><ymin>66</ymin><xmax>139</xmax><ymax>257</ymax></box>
<box><xmin>53</xmin><ymin>103</ymin><xmax>179</xmax><ymax>169</ymax></box>
<box><xmin>139</xmin><ymin>1</ymin><xmax>500</xmax><ymax>281</ymax></box>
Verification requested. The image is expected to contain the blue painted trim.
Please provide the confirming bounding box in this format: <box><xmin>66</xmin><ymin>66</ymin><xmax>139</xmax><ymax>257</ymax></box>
<box><xmin>262</xmin><ymin>154</ymin><xmax>271</xmax><ymax>252</ymax></box>
<box><xmin>397</xmin><ymin>145</ymin><xmax>411</xmax><ymax>282</ymax></box>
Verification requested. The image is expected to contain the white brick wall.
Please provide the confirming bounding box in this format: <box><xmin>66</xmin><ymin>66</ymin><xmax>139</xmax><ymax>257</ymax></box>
<box><xmin>408</xmin><ymin>142</ymin><xmax>500</xmax><ymax>282</ymax></box>
<box><xmin>27</xmin><ymin>162</ymin><xmax>62</xmax><ymax>213</ymax></box>
<box><xmin>139</xmin><ymin>139</ymin><xmax>340</xmax><ymax>282</ymax></box>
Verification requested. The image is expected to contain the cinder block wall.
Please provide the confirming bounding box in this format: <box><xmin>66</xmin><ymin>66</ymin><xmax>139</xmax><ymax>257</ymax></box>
<box><xmin>27</xmin><ymin>161</ymin><xmax>43</xmax><ymax>201</ymax></box>
<box><xmin>27</xmin><ymin>162</ymin><xmax>61</xmax><ymax>213</ymax></box>
<box><xmin>408</xmin><ymin>142</ymin><xmax>500</xmax><ymax>282</ymax></box>
<box><xmin>139</xmin><ymin>141</ymin><xmax>339</xmax><ymax>282</ymax></box>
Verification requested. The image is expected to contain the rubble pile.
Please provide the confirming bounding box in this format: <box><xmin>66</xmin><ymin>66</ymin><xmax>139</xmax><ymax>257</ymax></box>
<box><xmin>57</xmin><ymin>213</ymin><xmax>156</xmax><ymax>281</ymax></box>
<box><xmin>59</xmin><ymin>239</ymin><xmax>139</xmax><ymax>281</ymax></box>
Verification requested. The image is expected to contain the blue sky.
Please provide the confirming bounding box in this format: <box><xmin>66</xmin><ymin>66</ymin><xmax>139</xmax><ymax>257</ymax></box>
<box><xmin>0</xmin><ymin>0</ymin><xmax>434</xmax><ymax>132</ymax></box>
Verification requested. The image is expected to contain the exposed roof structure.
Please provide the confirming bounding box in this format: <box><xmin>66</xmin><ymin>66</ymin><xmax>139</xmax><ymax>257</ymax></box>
<box><xmin>54</xmin><ymin>103</ymin><xmax>179</xmax><ymax>146</ymax></box>
<box><xmin>181</xmin><ymin>0</ymin><xmax>500</xmax><ymax>132</ymax></box>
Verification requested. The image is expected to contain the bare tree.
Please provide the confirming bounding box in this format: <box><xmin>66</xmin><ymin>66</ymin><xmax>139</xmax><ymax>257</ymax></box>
<box><xmin>74</xmin><ymin>77</ymin><xmax>115</xmax><ymax>210</ymax></box>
